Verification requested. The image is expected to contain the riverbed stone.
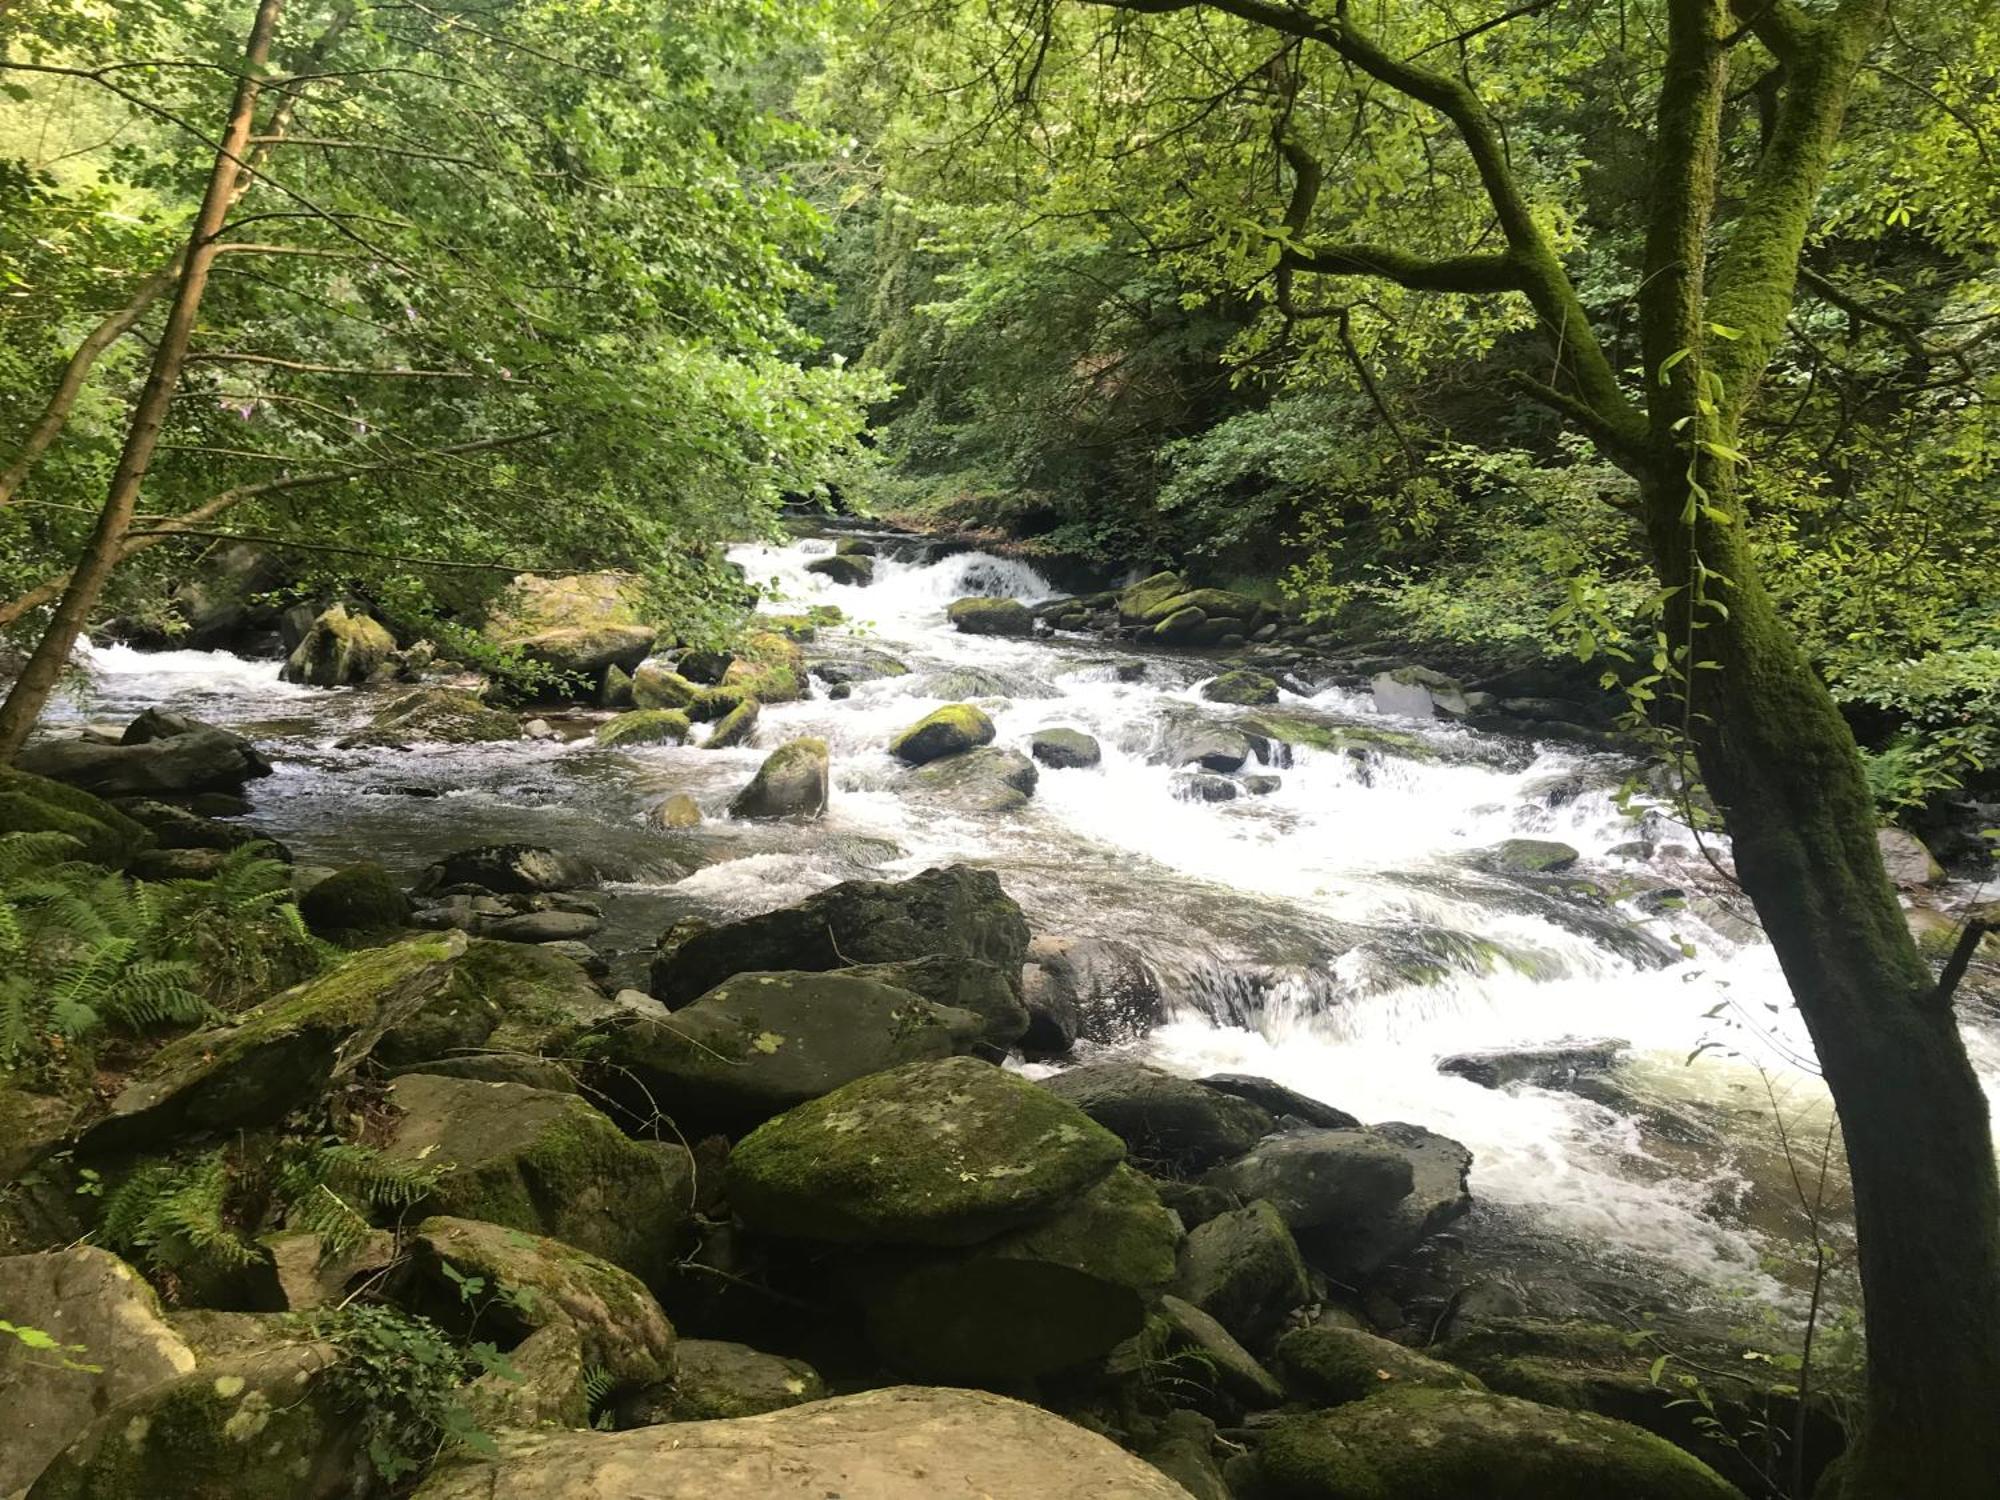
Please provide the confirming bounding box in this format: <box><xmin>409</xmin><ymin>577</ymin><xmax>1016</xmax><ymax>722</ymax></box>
<box><xmin>0</xmin><ymin>1247</ymin><xmax>199</xmax><ymax>1497</ymax></box>
<box><xmin>1157</xmin><ymin>1294</ymin><xmax>1287</xmax><ymax>1408</ymax></box>
<box><xmin>595</xmin><ymin>708</ymin><xmax>691</xmax><ymax>747</ymax></box>
<box><xmin>1484</xmin><ymin>838</ymin><xmax>1582</xmax><ymax>874</ymax></box>
<box><xmin>631</xmin><ymin>662</ymin><xmax>702</xmax><ymax>710</ymax></box>
<box><xmin>1877</xmin><ymin>826</ymin><xmax>1943</xmax><ymax>887</ymax></box>
<box><xmin>1273</xmin><ymin>1324</ymin><xmax>1484</xmax><ymax>1405</ymax></box>
<box><xmin>0</xmin><ymin>766</ymin><xmax>153</xmax><ymax>866</ymax></box>
<box><xmin>421</xmin><ymin>843</ymin><xmax>596</xmax><ymax>893</ymax></box>
<box><xmin>726</xmin><ymin>1056</ymin><xmax>1125</xmax><ymax>1246</ymax></box>
<box><xmin>17</xmin><ymin>720</ymin><xmax>272</xmax><ymax>799</ymax></box>
<box><xmin>720</xmin><ymin>630</ymin><xmax>808</xmax><ymax>703</ymax></box>
<box><xmin>1029</xmin><ymin>727</ymin><xmax>1101</xmax><ymax>768</ymax></box>
<box><xmin>1438</xmin><ymin>1037</ymin><xmax>1626</xmax><ymax>1089</ymax></box>
<box><xmin>1371</xmin><ymin>664</ymin><xmax>1470</xmax><ymax>719</ymax></box>
<box><xmin>297</xmin><ymin>860</ymin><xmax>410</xmax><ymax>945</ymax></box>
<box><xmin>597</xmin><ymin>971</ymin><xmax>980</xmax><ymax>1132</ymax></box>
<box><xmin>380</xmin><ymin>1073</ymin><xmax>694</xmax><ymax>1287</ymax></box>
<box><xmin>861</xmin><ymin>1164</ymin><xmax>1182</xmax><ymax>1380</ymax></box>
<box><xmin>729</xmin><ymin>737</ymin><xmax>829</xmax><ymax>819</ymax></box>
<box><xmin>280</xmin><ymin>602</ymin><xmax>395</xmax><ymax>686</ymax></box>
<box><xmin>1042</xmin><ymin>1061</ymin><xmax>1274</xmax><ymax>1174</ymax></box>
<box><xmin>412</xmin><ymin>1217</ymin><xmax>675</xmax><ymax>1390</ymax></box>
<box><xmin>650</xmin><ymin>864</ymin><xmax>1031</xmax><ymax>1007</ymax></box>
<box><xmin>705</xmin><ymin>697</ymin><xmax>760</xmax><ymax>748</ymax></box>
<box><xmin>336</xmin><ymin>686</ymin><xmax>519</xmax><ymax>748</ymax></box>
<box><xmin>1203</xmin><ymin>669</ymin><xmax>1280</xmax><ymax>706</ymax></box>
<box><xmin>1020</xmin><ymin>935</ymin><xmax>1165</xmax><ymax>1055</ymax></box>
<box><xmin>650</xmin><ymin>792</ymin><xmax>703</xmax><ymax>828</ymax></box>
<box><xmin>1201</xmin><ymin>1130</ymin><xmax>1415</xmax><ymax>1236</ymax></box>
<box><xmin>947</xmin><ymin>596</ymin><xmax>1035</xmax><ymax>636</ymax></box>
<box><xmin>1250</xmin><ymin>1387</ymin><xmax>1743</xmax><ymax>1499</ymax></box>
<box><xmin>619</xmin><ymin>1339</ymin><xmax>825</xmax><ymax>1424</ymax></box>
<box><xmin>909</xmin><ymin>745</ymin><xmax>1038</xmax><ymax>813</ymax></box>
<box><xmin>806</xmin><ymin>553</ymin><xmax>874</xmax><ymax>586</ymax></box>
<box><xmin>837</xmin><ymin>954</ymin><xmax>1030</xmax><ymax>1048</ymax></box>
<box><xmin>889</xmin><ymin>703</ymin><xmax>995</xmax><ymax>764</ymax></box>
<box><xmin>1198</xmin><ymin>1074</ymin><xmax>1359</xmax><ymax>1130</ymax></box>
<box><xmin>408</xmin><ymin>1386</ymin><xmax>1193</xmax><ymax>1500</ymax></box>
<box><xmin>1173</xmin><ymin>1199</ymin><xmax>1313</xmax><ymax>1346</ymax></box>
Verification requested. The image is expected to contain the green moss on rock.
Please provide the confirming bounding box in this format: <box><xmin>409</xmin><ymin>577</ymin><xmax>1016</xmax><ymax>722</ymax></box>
<box><xmin>596</xmin><ymin>709</ymin><xmax>692</xmax><ymax>747</ymax></box>
<box><xmin>1273</xmin><ymin>1325</ymin><xmax>1485</xmax><ymax>1406</ymax></box>
<box><xmin>297</xmin><ymin>861</ymin><xmax>409</xmax><ymax>945</ymax></box>
<box><xmin>889</xmin><ymin>704</ymin><xmax>996</xmax><ymax>765</ymax></box>
<box><xmin>727</xmin><ymin>1056</ymin><xmax>1125</xmax><ymax>1246</ymax></box>
<box><xmin>0</xmin><ymin>767</ymin><xmax>153</xmax><ymax>867</ymax></box>
<box><xmin>721</xmin><ymin>631</ymin><xmax>807</xmax><ymax>703</ymax></box>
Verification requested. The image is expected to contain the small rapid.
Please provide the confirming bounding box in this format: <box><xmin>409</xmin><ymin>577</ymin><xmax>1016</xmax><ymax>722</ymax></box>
<box><xmin>51</xmin><ymin>532</ymin><xmax>1997</xmax><ymax>1325</ymax></box>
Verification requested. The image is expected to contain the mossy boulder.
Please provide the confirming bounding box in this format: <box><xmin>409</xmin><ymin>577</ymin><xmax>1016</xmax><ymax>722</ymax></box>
<box><xmin>380</xmin><ymin>1073</ymin><xmax>694</xmax><ymax>1288</ymax></box>
<box><xmin>1203</xmin><ymin>670</ymin><xmax>1280</xmax><ymax>706</ymax></box>
<box><xmin>704</xmin><ymin>698</ymin><xmax>760</xmax><ymax>749</ymax></box>
<box><xmin>1485</xmin><ymin>838</ymin><xmax>1582</xmax><ymax>874</ymax></box>
<box><xmin>335</xmin><ymin>687</ymin><xmax>518</xmax><ymax>749</ymax></box>
<box><xmin>596</xmin><ymin>971</ymin><xmax>982</xmax><ymax>1133</ymax></box>
<box><xmin>1238</xmin><ymin>711</ymin><xmax>1438</xmax><ymax>764</ymax></box>
<box><xmin>1118</xmin><ymin>571</ymin><xmax>1188</xmax><ymax>624</ymax></box>
<box><xmin>836</xmin><ymin>954</ymin><xmax>1030</xmax><ymax>1049</ymax></box>
<box><xmin>1273</xmin><ymin>1325</ymin><xmax>1485</xmax><ymax>1406</ymax></box>
<box><xmin>0</xmin><ymin>1247</ymin><xmax>199</xmax><ymax>1496</ymax></box>
<box><xmin>1029</xmin><ymin>727</ymin><xmax>1101</xmax><ymax>769</ymax></box>
<box><xmin>1172</xmin><ymin>1199</ymin><xmax>1313</xmax><ymax>1347</ymax></box>
<box><xmin>481</xmin><ymin>572</ymin><xmax>657</xmax><ymax>684</ymax></box>
<box><xmin>280</xmin><ymin>602</ymin><xmax>394</xmax><ymax>686</ymax></box>
<box><xmin>889</xmin><ymin>703</ymin><xmax>996</xmax><ymax>765</ymax></box>
<box><xmin>1042</xmin><ymin>1061</ymin><xmax>1273</xmax><ymax>1175</ymax></box>
<box><xmin>631</xmin><ymin>662</ymin><xmax>701</xmax><ymax>710</ymax></box>
<box><xmin>728</xmin><ymin>737</ymin><xmax>829</xmax><ymax>820</ymax></box>
<box><xmin>650</xmin><ymin>864</ymin><xmax>1031</xmax><ymax>1007</ymax></box>
<box><xmin>0</xmin><ymin>766</ymin><xmax>152</xmax><ymax>867</ymax></box>
<box><xmin>909</xmin><ymin>746</ymin><xmax>1038</xmax><ymax>813</ymax></box>
<box><xmin>412</xmin><ymin>1216</ymin><xmax>675</xmax><ymax>1390</ymax></box>
<box><xmin>297</xmin><ymin>861</ymin><xmax>410</xmax><ymax>945</ymax></box>
<box><xmin>726</xmin><ymin>1056</ymin><xmax>1125</xmax><ymax>1246</ymax></box>
<box><xmin>721</xmin><ymin>631</ymin><xmax>807</xmax><ymax>704</ymax></box>
<box><xmin>25</xmin><ymin>1339</ymin><xmax>361</xmax><ymax>1500</ymax></box>
<box><xmin>595</xmin><ymin>709</ymin><xmax>691</xmax><ymax>748</ymax></box>
<box><xmin>0</xmin><ymin>1076</ymin><xmax>81</xmax><ymax>1180</ymax></box>
<box><xmin>1251</xmin><ymin>1387</ymin><xmax>1744</xmax><ymax>1499</ymax></box>
<box><xmin>946</xmin><ymin>596</ymin><xmax>1034</xmax><ymax>637</ymax></box>
<box><xmin>651</xmin><ymin>793</ymin><xmax>703</xmax><ymax>829</ymax></box>
<box><xmin>1156</xmin><ymin>1295</ymin><xmax>1287</xmax><ymax>1409</ymax></box>
<box><xmin>806</xmin><ymin>554</ymin><xmax>874</xmax><ymax>586</ymax></box>
<box><xmin>860</xmin><ymin>1164</ymin><xmax>1182</xmax><ymax>1380</ymax></box>
<box><xmin>621</xmin><ymin>1339</ymin><xmax>826</xmax><ymax>1424</ymax></box>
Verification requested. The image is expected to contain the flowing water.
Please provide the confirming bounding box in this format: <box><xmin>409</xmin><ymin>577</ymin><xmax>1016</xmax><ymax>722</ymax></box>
<box><xmin>48</xmin><ymin>532</ymin><xmax>2000</xmax><ymax>1330</ymax></box>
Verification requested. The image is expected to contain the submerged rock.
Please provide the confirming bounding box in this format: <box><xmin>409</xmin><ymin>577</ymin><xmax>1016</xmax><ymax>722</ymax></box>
<box><xmin>650</xmin><ymin>792</ymin><xmax>703</xmax><ymax>829</ymax></box>
<box><xmin>726</xmin><ymin>1056</ymin><xmax>1124</xmax><ymax>1246</ymax></box>
<box><xmin>728</xmin><ymin>737</ymin><xmax>829</xmax><ymax>820</ymax></box>
<box><xmin>1251</xmin><ymin>1387</ymin><xmax>1742</xmax><ymax>1499</ymax></box>
<box><xmin>280</xmin><ymin>602</ymin><xmax>394</xmax><ymax>686</ymax></box>
<box><xmin>908</xmin><ymin>745</ymin><xmax>1038</xmax><ymax>813</ymax></box>
<box><xmin>947</xmin><ymin>596</ymin><xmax>1034</xmax><ymax>636</ymax></box>
<box><xmin>1438</xmin><ymin>1037</ymin><xmax>1626</xmax><ymax>1090</ymax></box>
<box><xmin>889</xmin><ymin>703</ymin><xmax>995</xmax><ymax>764</ymax></box>
<box><xmin>336</xmin><ymin>686</ymin><xmax>519</xmax><ymax>748</ymax></box>
<box><xmin>408</xmin><ymin>1386</ymin><xmax>1193</xmax><ymax>1500</ymax></box>
<box><xmin>806</xmin><ymin>553</ymin><xmax>874</xmax><ymax>586</ymax></box>
<box><xmin>649</xmin><ymin>864</ymin><xmax>1030</xmax><ymax>1008</ymax></box>
<box><xmin>1483</xmin><ymin>838</ymin><xmax>1582</xmax><ymax>874</ymax></box>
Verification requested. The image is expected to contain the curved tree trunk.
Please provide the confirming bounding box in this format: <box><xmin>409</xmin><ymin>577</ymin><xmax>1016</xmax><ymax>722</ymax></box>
<box><xmin>1644</xmin><ymin>483</ymin><xmax>2000</xmax><ymax>1499</ymax></box>
<box><xmin>0</xmin><ymin>0</ymin><xmax>286</xmax><ymax>761</ymax></box>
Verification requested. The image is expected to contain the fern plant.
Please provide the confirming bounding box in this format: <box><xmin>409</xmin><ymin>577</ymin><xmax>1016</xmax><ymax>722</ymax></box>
<box><xmin>100</xmin><ymin>1150</ymin><xmax>263</xmax><ymax>1276</ymax></box>
<box><xmin>273</xmin><ymin>1138</ymin><xmax>443</xmax><ymax>1261</ymax></box>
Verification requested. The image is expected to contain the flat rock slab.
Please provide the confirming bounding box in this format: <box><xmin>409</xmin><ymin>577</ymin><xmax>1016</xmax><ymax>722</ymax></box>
<box><xmin>410</xmin><ymin>1386</ymin><xmax>1192</xmax><ymax>1499</ymax></box>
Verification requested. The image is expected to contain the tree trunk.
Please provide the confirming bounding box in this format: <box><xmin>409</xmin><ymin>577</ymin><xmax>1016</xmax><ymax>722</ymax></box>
<box><xmin>0</xmin><ymin>0</ymin><xmax>286</xmax><ymax>760</ymax></box>
<box><xmin>1644</xmin><ymin>477</ymin><xmax>2000</xmax><ymax>1500</ymax></box>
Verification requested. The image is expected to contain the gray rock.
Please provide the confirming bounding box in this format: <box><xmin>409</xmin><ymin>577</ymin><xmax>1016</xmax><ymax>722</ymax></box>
<box><xmin>17</xmin><ymin>720</ymin><xmax>271</xmax><ymax>798</ymax></box>
<box><xmin>946</xmin><ymin>596</ymin><xmax>1034</xmax><ymax>636</ymax></box>
<box><xmin>1042</xmin><ymin>1061</ymin><xmax>1273</xmax><ymax>1174</ymax></box>
<box><xmin>420</xmin><ymin>843</ymin><xmax>596</xmax><ymax>894</ymax></box>
<box><xmin>806</xmin><ymin>554</ymin><xmax>874</xmax><ymax>586</ymax></box>
<box><xmin>908</xmin><ymin>745</ymin><xmax>1038</xmax><ymax>813</ymax></box>
<box><xmin>1020</xmin><ymin>936</ymin><xmax>1163</xmax><ymax>1056</ymax></box>
<box><xmin>1878</xmin><ymin>826</ymin><xmax>1943</xmax><ymax>888</ymax></box>
<box><xmin>280</xmin><ymin>602</ymin><xmax>394</xmax><ymax>686</ymax></box>
<box><xmin>1197</xmin><ymin>1074</ymin><xmax>1358</xmax><ymax>1129</ymax></box>
<box><xmin>1371</xmin><ymin>664</ymin><xmax>1470</xmax><ymax>718</ymax></box>
<box><xmin>1438</xmin><ymin>1037</ymin><xmax>1627</xmax><ymax>1090</ymax></box>
<box><xmin>729</xmin><ymin>737</ymin><xmax>829</xmax><ymax>820</ymax></box>
<box><xmin>1172</xmin><ymin>1199</ymin><xmax>1313</xmax><ymax>1346</ymax></box>
<box><xmin>1029</xmin><ymin>727</ymin><xmax>1102</xmax><ymax>769</ymax></box>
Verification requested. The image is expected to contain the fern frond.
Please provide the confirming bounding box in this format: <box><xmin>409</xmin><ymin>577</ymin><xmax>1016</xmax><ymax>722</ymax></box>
<box><xmin>0</xmin><ymin>831</ymin><xmax>86</xmax><ymax>882</ymax></box>
<box><xmin>100</xmin><ymin>959</ymin><xmax>208</xmax><ymax>1029</ymax></box>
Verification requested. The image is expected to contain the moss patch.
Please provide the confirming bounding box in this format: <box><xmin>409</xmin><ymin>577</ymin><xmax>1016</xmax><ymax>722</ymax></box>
<box><xmin>595</xmin><ymin>709</ymin><xmax>692</xmax><ymax>747</ymax></box>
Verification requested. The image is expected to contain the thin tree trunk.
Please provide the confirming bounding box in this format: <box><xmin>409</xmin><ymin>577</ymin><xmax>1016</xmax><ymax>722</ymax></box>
<box><xmin>1645</xmin><ymin>479</ymin><xmax>2000</xmax><ymax>1500</ymax></box>
<box><xmin>0</xmin><ymin>0</ymin><xmax>286</xmax><ymax>759</ymax></box>
<box><xmin>0</xmin><ymin>2</ymin><xmax>350</xmax><ymax>509</ymax></box>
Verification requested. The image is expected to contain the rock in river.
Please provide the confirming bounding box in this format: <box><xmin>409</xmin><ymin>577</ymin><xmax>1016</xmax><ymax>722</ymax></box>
<box><xmin>946</xmin><ymin>596</ymin><xmax>1034</xmax><ymax>636</ymax></box>
<box><xmin>728</xmin><ymin>736</ymin><xmax>829</xmax><ymax>820</ymax></box>
<box><xmin>1029</xmin><ymin>726</ymin><xmax>1101</xmax><ymax>768</ymax></box>
<box><xmin>889</xmin><ymin>703</ymin><xmax>995</xmax><ymax>764</ymax></box>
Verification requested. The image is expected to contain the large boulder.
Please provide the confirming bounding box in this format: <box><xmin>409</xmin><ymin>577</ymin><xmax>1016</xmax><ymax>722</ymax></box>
<box><xmin>889</xmin><ymin>704</ymin><xmax>995</xmax><ymax>765</ymax></box>
<box><xmin>726</xmin><ymin>1056</ymin><xmax>1125</xmax><ymax>1246</ymax></box>
<box><xmin>1172</xmin><ymin>1199</ymin><xmax>1313</xmax><ymax>1347</ymax></box>
<box><xmin>0</xmin><ymin>1247</ymin><xmax>198</xmax><ymax>1496</ymax></box>
<box><xmin>728</xmin><ymin>737</ymin><xmax>829</xmax><ymax>820</ymax></box>
<box><xmin>947</xmin><ymin>596</ymin><xmax>1035</xmax><ymax>637</ymax></box>
<box><xmin>806</xmin><ymin>553</ymin><xmax>874</xmax><ymax>586</ymax></box>
<box><xmin>838</xmin><ymin>954</ymin><xmax>1030</xmax><ymax>1049</ymax></box>
<box><xmin>280</xmin><ymin>602</ymin><xmax>394</xmax><ymax>686</ymax></box>
<box><xmin>409</xmin><ymin>1386</ymin><xmax>1193</xmax><ymax>1500</ymax></box>
<box><xmin>861</xmin><ymin>1164</ymin><xmax>1182</xmax><ymax>1380</ymax></box>
<box><xmin>1042</xmin><ymin>1061</ymin><xmax>1273</xmax><ymax>1174</ymax></box>
<box><xmin>297</xmin><ymin>861</ymin><xmax>410</xmax><ymax>945</ymax></box>
<box><xmin>482</xmin><ymin>572</ymin><xmax>657</xmax><ymax>682</ymax></box>
<box><xmin>1272</xmin><ymin>1324</ymin><xmax>1484</xmax><ymax>1406</ymax></box>
<box><xmin>1203</xmin><ymin>669</ymin><xmax>1280</xmax><ymax>706</ymax></box>
<box><xmin>1877</xmin><ymin>826</ymin><xmax>1943</xmax><ymax>888</ymax></box>
<box><xmin>380</xmin><ymin>1073</ymin><xmax>694</xmax><ymax>1287</ymax></box>
<box><xmin>1371</xmin><ymin>664</ymin><xmax>1470</xmax><ymax>719</ymax></box>
<box><xmin>0</xmin><ymin>766</ymin><xmax>153</xmax><ymax>866</ymax></box>
<box><xmin>720</xmin><ymin>630</ymin><xmax>808</xmax><ymax>704</ymax></box>
<box><xmin>1250</xmin><ymin>1388</ymin><xmax>1743</xmax><ymax>1499</ymax></box>
<box><xmin>1198</xmin><ymin>1074</ymin><xmax>1359</xmax><ymax>1130</ymax></box>
<box><xmin>595</xmin><ymin>708</ymin><xmax>691</xmax><ymax>747</ymax></box>
<box><xmin>907</xmin><ymin>745</ymin><xmax>1038</xmax><ymax>813</ymax></box>
<box><xmin>1030</xmin><ymin>727</ymin><xmax>1102</xmax><ymax>769</ymax></box>
<box><xmin>80</xmin><ymin>935</ymin><xmax>615</xmax><ymax>1150</ymax></box>
<box><xmin>25</xmin><ymin>1339</ymin><xmax>363</xmax><ymax>1500</ymax></box>
<box><xmin>704</xmin><ymin>697</ymin><xmax>759</xmax><ymax>748</ymax></box>
<box><xmin>16</xmin><ymin>718</ymin><xmax>271</xmax><ymax>798</ymax></box>
<box><xmin>335</xmin><ymin>687</ymin><xmax>519</xmax><ymax>748</ymax></box>
<box><xmin>596</xmin><ymin>971</ymin><xmax>982</xmax><ymax>1132</ymax></box>
<box><xmin>650</xmin><ymin>864</ymin><xmax>1030</xmax><ymax>1007</ymax></box>
<box><xmin>1020</xmin><ymin>935</ymin><xmax>1164</xmax><ymax>1055</ymax></box>
<box><xmin>411</xmin><ymin>1217</ymin><xmax>675</xmax><ymax>1391</ymax></box>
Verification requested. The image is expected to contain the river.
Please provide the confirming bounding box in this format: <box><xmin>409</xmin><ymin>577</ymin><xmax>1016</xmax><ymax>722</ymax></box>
<box><xmin>49</xmin><ymin>530</ymin><xmax>2000</xmax><ymax>1333</ymax></box>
